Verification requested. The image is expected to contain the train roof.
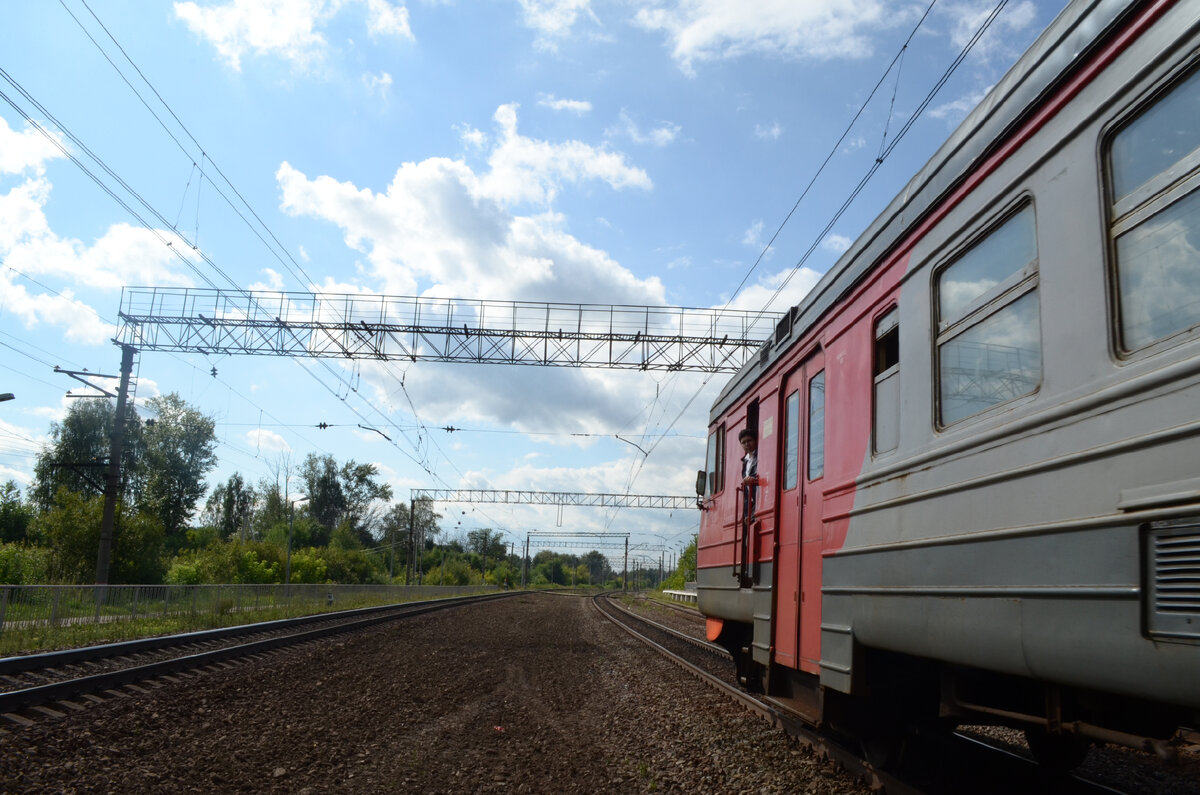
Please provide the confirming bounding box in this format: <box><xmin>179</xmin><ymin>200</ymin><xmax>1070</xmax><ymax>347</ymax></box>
<box><xmin>711</xmin><ymin>0</ymin><xmax>1140</xmax><ymax>422</ymax></box>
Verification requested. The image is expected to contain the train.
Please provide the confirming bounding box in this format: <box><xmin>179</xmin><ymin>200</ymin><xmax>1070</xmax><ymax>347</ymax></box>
<box><xmin>695</xmin><ymin>0</ymin><xmax>1200</xmax><ymax>769</ymax></box>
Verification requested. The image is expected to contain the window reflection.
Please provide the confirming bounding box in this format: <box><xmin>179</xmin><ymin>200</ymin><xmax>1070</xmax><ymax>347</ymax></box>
<box><xmin>935</xmin><ymin>203</ymin><xmax>1041</xmax><ymax>425</ymax></box>
<box><xmin>808</xmin><ymin>371</ymin><xmax>825</xmax><ymax>480</ymax></box>
<box><xmin>1110</xmin><ymin>68</ymin><xmax>1200</xmax><ymax>201</ymax></box>
<box><xmin>1116</xmin><ymin>189</ymin><xmax>1200</xmax><ymax>349</ymax></box>
<box><xmin>940</xmin><ymin>293</ymin><xmax>1042</xmax><ymax>424</ymax></box>
<box><xmin>1109</xmin><ymin>66</ymin><xmax>1200</xmax><ymax>352</ymax></box>
<box><xmin>939</xmin><ymin>206</ymin><xmax>1037</xmax><ymax>320</ymax></box>
<box><xmin>784</xmin><ymin>391</ymin><xmax>799</xmax><ymax>490</ymax></box>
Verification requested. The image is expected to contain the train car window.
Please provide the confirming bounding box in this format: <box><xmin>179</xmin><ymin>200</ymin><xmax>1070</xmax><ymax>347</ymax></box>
<box><xmin>783</xmin><ymin>391</ymin><xmax>800</xmax><ymax>490</ymax></box>
<box><xmin>935</xmin><ymin>204</ymin><xmax>1042</xmax><ymax>425</ymax></box>
<box><xmin>807</xmin><ymin>371</ymin><xmax>825</xmax><ymax>480</ymax></box>
<box><xmin>874</xmin><ymin>308</ymin><xmax>900</xmax><ymax>454</ymax></box>
<box><xmin>704</xmin><ymin>424</ymin><xmax>725</xmax><ymax>497</ymax></box>
<box><xmin>1107</xmin><ymin>67</ymin><xmax>1200</xmax><ymax>352</ymax></box>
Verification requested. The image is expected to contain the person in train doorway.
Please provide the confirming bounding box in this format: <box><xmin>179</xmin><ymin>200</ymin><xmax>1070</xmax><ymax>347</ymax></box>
<box><xmin>739</xmin><ymin>428</ymin><xmax>759</xmax><ymax>518</ymax></box>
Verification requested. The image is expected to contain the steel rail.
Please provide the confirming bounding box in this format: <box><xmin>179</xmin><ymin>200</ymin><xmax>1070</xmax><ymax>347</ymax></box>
<box><xmin>0</xmin><ymin>592</ymin><xmax>515</xmax><ymax>716</ymax></box>
<box><xmin>595</xmin><ymin>594</ymin><xmax>1141</xmax><ymax>795</ymax></box>
<box><xmin>590</xmin><ymin>593</ymin><xmax>898</xmax><ymax>793</ymax></box>
<box><xmin>600</xmin><ymin>596</ymin><xmax>729</xmax><ymax>660</ymax></box>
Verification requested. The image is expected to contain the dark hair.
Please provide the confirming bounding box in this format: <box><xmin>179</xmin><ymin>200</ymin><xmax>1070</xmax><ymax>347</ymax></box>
<box><xmin>738</xmin><ymin>428</ymin><xmax>755</xmax><ymax>442</ymax></box>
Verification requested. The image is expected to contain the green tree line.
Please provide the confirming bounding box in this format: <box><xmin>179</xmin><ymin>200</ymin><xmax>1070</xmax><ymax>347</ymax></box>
<box><xmin>0</xmin><ymin>397</ymin><xmax>632</xmax><ymax>588</ymax></box>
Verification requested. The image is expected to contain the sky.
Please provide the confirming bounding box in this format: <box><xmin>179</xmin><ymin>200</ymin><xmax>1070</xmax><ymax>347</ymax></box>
<box><xmin>0</xmin><ymin>0</ymin><xmax>1062</xmax><ymax>567</ymax></box>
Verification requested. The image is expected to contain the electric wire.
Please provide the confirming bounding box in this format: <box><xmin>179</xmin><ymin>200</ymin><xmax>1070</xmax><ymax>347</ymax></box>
<box><xmin>621</xmin><ymin>0</ymin><xmax>1013</xmax><ymax>507</ymax></box>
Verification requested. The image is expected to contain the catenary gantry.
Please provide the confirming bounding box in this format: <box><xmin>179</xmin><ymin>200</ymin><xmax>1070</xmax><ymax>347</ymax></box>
<box><xmin>116</xmin><ymin>287</ymin><xmax>783</xmax><ymax>373</ymax></box>
<box><xmin>410</xmin><ymin>488</ymin><xmax>696</xmax><ymax>510</ymax></box>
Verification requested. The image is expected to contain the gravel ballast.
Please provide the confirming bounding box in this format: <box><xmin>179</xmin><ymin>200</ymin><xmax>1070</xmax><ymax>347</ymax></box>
<box><xmin>0</xmin><ymin>593</ymin><xmax>868</xmax><ymax>794</ymax></box>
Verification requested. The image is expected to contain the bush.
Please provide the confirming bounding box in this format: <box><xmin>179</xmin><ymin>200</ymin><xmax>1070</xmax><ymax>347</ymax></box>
<box><xmin>165</xmin><ymin>540</ymin><xmax>283</xmax><ymax>584</ymax></box>
<box><xmin>0</xmin><ymin>543</ymin><xmax>53</xmax><ymax>584</ymax></box>
<box><xmin>286</xmin><ymin>549</ymin><xmax>328</xmax><ymax>584</ymax></box>
<box><xmin>316</xmin><ymin>545</ymin><xmax>386</xmax><ymax>584</ymax></box>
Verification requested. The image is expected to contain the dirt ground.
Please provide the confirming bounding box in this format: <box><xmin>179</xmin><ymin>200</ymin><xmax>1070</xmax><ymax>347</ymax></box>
<box><xmin>0</xmin><ymin>592</ymin><xmax>869</xmax><ymax>794</ymax></box>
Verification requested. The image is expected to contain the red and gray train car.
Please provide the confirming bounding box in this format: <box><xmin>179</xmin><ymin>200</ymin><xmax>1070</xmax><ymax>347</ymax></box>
<box><xmin>696</xmin><ymin>0</ymin><xmax>1200</xmax><ymax>765</ymax></box>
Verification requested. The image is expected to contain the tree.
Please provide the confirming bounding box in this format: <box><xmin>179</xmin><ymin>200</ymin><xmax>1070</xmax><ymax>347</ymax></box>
<box><xmin>30</xmin><ymin>489</ymin><xmax>164</xmax><ymax>584</ymax></box>
<box><xmin>299</xmin><ymin>454</ymin><xmax>393</xmax><ymax>546</ymax></box>
<box><xmin>202</xmin><ymin>473</ymin><xmax>255</xmax><ymax>540</ymax></box>
<box><xmin>300</xmin><ymin>453</ymin><xmax>343</xmax><ymax>544</ymax></box>
<box><xmin>0</xmin><ymin>481</ymin><xmax>33</xmax><ymax>543</ymax></box>
<box><xmin>31</xmin><ymin>399</ymin><xmax>144</xmax><ymax>510</ymax></box>
<box><xmin>139</xmin><ymin>393</ymin><xmax>218</xmax><ymax>546</ymax></box>
<box><xmin>466</xmin><ymin>528</ymin><xmax>506</xmax><ymax>562</ymax></box>
<box><xmin>253</xmin><ymin>476</ymin><xmax>288</xmax><ymax>538</ymax></box>
<box><xmin>379</xmin><ymin>498</ymin><xmax>441</xmax><ymax>579</ymax></box>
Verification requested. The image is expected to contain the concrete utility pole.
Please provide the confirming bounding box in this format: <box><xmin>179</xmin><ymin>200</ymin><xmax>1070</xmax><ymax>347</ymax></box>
<box><xmin>96</xmin><ymin>344</ymin><xmax>135</xmax><ymax>588</ymax></box>
<box><xmin>623</xmin><ymin>537</ymin><xmax>628</xmax><ymax>591</ymax></box>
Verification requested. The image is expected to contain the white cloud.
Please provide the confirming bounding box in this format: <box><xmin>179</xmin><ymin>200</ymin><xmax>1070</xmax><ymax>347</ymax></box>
<box><xmin>455</xmin><ymin>123</ymin><xmax>487</xmax><ymax>149</ymax></box>
<box><xmin>246</xmin><ymin>428</ymin><xmax>292</xmax><ymax>453</ymax></box>
<box><xmin>822</xmin><ymin>234</ymin><xmax>853</xmax><ymax>254</ymax></box>
<box><xmin>365</xmin><ymin>0</ymin><xmax>413</xmax><ymax>38</ymax></box>
<box><xmin>0</xmin><ymin>118</ymin><xmax>64</xmax><ymax>176</ymax></box>
<box><xmin>272</xmin><ymin>104</ymin><xmax>683</xmax><ymax>440</ymax></box>
<box><xmin>517</xmin><ymin>0</ymin><xmax>596</xmax><ymax>44</ymax></box>
<box><xmin>930</xmin><ymin>87</ymin><xmax>989</xmax><ymax>126</ymax></box>
<box><xmin>634</xmin><ymin>0</ymin><xmax>892</xmax><ymax>75</ymax></box>
<box><xmin>942</xmin><ymin>0</ymin><xmax>1037</xmax><ymax>65</ymax></box>
<box><xmin>251</xmin><ymin>268</ymin><xmax>287</xmax><ymax>291</ymax></box>
<box><xmin>276</xmin><ymin>105</ymin><xmax>657</xmax><ymax>304</ymax></box>
<box><xmin>606</xmin><ymin>109</ymin><xmax>680</xmax><ymax>147</ymax></box>
<box><xmin>174</xmin><ymin>0</ymin><xmax>413</xmax><ymax>71</ymax></box>
<box><xmin>486</xmin><ymin>104</ymin><xmax>653</xmax><ymax>203</ymax></box>
<box><xmin>538</xmin><ymin>95</ymin><xmax>593</xmax><ymax>115</ymax></box>
<box><xmin>174</xmin><ymin>0</ymin><xmax>332</xmax><ymax>71</ymax></box>
<box><xmin>741</xmin><ymin>219</ymin><xmax>764</xmax><ymax>248</ymax></box>
<box><xmin>363</xmin><ymin>71</ymin><xmax>394</xmax><ymax>97</ymax></box>
<box><xmin>0</xmin><ymin>273</ymin><xmax>114</xmax><ymax>344</ymax></box>
<box><xmin>842</xmin><ymin>135</ymin><xmax>867</xmax><ymax>153</ymax></box>
<box><xmin>723</xmin><ymin>265</ymin><xmax>823</xmax><ymax>315</ymax></box>
<box><xmin>0</xmin><ymin>464</ymin><xmax>33</xmax><ymax>487</ymax></box>
<box><xmin>754</xmin><ymin>122</ymin><xmax>783</xmax><ymax>141</ymax></box>
<box><xmin>0</xmin><ymin>178</ymin><xmax>195</xmax><ymax>343</ymax></box>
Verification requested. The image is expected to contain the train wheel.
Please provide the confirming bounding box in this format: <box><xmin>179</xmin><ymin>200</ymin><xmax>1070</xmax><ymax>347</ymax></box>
<box><xmin>860</xmin><ymin>729</ymin><xmax>908</xmax><ymax>771</ymax></box>
<box><xmin>1024</xmin><ymin>727</ymin><xmax>1092</xmax><ymax>771</ymax></box>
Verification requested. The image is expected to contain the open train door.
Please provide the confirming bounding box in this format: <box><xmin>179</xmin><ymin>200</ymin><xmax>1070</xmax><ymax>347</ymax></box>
<box><xmin>772</xmin><ymin>350</ymin><xmax>824</xmax><ymax>673</ymax></box>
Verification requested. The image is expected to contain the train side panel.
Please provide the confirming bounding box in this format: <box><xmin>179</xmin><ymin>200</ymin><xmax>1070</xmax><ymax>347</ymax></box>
<box><xmin>823</xmin><ymin>0</ymin><xmax>1200</xmax><ymax>718</ymax></box>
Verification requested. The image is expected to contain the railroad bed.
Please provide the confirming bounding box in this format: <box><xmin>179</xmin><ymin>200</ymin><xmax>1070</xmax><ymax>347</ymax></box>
<box><xmin>0</xmin><ymin>592</ymin><xmax>866</xmax><ymax>794</ymax></box>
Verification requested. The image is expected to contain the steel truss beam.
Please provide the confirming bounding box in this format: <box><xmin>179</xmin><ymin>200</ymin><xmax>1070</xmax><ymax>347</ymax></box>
<box><xmin>412</xmin><ymin>488</ymin><xmax>695</xmax><ymax>510</ymax></box>
<box><xmin>117</xmin><ymin>287</ymin><xmax>782</xmax><ymax>373</ymax></box>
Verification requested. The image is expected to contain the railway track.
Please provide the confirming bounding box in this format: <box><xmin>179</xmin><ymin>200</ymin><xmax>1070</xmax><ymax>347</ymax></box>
<box><xmin>596</xmin><ymin>592</ymin><xmax>1162</xmax><ymax>795</ymax></box>
<box><xmin>0</xmin><ymin>592</ymin><xmax>515</xmax><ymax>722</ymax></box>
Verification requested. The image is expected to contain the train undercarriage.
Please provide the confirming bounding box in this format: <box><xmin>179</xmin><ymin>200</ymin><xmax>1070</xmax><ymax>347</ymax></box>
<box><xmin>712</xmin><ymin>618</ymin><xmax>1192</xmax><ymax>771</ymax></box>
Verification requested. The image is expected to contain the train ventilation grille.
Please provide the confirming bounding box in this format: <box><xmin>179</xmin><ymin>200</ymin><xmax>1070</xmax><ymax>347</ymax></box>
<box><xmin>1147</xmin><ymin>521</ymin><xmax>1200</xmax><ymax>641</ymax></box>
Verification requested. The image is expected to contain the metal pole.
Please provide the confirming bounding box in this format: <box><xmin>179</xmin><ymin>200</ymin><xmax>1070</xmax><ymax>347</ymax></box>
<box><xmin>389</xmin><ymin>512</ymin><xmax>395</xmax><ymax>581</ymax></box>
<box><xmin>623</xmin><ymin>537</ymin><xmax>628</xmax><ymax>591</ymax></box>
<box><xmin>407</xmin><ymin>497</ymin><xmax>415</xmax><ymax>586</ymax></box>
<box><xmin>96</xmin><ymin>344</ymin><xmax>135</xmax><ymax>589</ymax></box>
<box><xmin>285</xmin><ymin>501</ymin><xmax>294</xmax><ymax>595</ymax></box>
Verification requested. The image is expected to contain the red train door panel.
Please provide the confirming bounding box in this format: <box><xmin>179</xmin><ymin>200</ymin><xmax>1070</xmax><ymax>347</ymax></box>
<box><xmin>773</xmin><ymin>351</ymin><xmax>823</xmax><ymax>671</ymax></box>
<box><xmin>799</xmin><ymin>362</ymin><xmax>826</xmax><ymax>675</ymax></box>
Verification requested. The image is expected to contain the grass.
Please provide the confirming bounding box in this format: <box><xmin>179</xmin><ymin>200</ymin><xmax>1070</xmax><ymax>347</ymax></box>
<box><xmin>0</xmin><ymin>587</ymin><xmax>497</xmax><ymax>657</ymax></box>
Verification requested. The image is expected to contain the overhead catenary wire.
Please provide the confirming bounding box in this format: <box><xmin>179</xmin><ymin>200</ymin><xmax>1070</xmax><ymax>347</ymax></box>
<box><xmin>1</xmin><ymin>10</ymin><xmax>450</xmax><ymax>492</ymax></box>
<box><xmin>618</xmin><ymin>0</ymin><xmax>1013</xmax><ymax>508</ymax></box>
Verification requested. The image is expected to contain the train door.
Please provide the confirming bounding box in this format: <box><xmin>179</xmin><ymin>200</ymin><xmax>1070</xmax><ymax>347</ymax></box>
<box><xmin>773</xmin><ymin>351</ymin><xmax>824</xmax><ymax>671</ymax></box>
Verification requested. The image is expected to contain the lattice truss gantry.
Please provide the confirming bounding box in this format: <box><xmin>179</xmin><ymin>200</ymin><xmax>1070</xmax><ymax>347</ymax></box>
<box><xmin>411</xmin><ymin>488</ymin><xmax>696</xmax><ymax>510</ymax></box>
<box><xmin>117</xmin><ymin>287</ymin><xmax>783</xmax><ymax>373</ymax></box>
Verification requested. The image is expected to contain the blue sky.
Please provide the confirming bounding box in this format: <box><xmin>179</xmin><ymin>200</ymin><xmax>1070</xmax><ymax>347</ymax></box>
<box><xmin>0</xmin><ymin>0</ymin><xmax>1059</xmax><ymax>563</ymax></box>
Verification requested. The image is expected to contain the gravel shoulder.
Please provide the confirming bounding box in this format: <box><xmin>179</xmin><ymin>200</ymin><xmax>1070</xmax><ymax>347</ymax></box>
<box><xmin>0</xmin><ymin>592</ymin><xmax>868</xmax><ymax>794</ymax></box>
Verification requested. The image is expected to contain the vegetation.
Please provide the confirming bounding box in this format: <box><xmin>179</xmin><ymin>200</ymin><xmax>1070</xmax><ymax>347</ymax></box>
<box><xmin>1</xmin><ymin>395</ymin><xmax>686</xmax><ymax>595</ymax></box>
